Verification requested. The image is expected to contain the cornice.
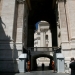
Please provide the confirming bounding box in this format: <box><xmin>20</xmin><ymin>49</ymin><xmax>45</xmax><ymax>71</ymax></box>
<box><xmin>17</xmin><ymin>0</ymin><xmax>25</xmax><ymax>3</ymax></box>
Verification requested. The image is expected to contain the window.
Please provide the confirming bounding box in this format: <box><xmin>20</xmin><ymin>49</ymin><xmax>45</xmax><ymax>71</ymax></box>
<box><xmin>45</xmin><ymin>35</ymin><xmax>48</xmax><ymax>40</ymax></box>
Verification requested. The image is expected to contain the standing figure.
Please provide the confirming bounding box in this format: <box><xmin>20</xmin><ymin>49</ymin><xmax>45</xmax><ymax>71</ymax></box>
<box><xmin>69</xmin><ymin>58</ymin><xmax>75</xmax><ymax>75</ymax></box>
<box><xmin>42</xmin><ymin>63</ymin><xmax>44</xmax><ymax>70</ymax></box>
<box><xmin>27</xmin><ymin>61</ymin><xmax>30</xmax><ymax>72</ymax></box>
<box><xmin>52</xmin><ymin>60</ymin><xmax>55</xmax><ymax>72</ymax></box>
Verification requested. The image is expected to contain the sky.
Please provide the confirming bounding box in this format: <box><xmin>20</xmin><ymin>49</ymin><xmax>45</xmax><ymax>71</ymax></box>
<box><xmin>35</xmin><ymin>21</ymin><xmax>40</xmax><ymax>30</ymax></box>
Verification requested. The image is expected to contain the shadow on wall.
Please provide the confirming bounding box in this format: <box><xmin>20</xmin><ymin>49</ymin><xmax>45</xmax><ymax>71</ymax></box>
<box><xmin>0</xmin><ymin>17</ymin><xmax>18</xmax><ymax>73</ymax></box>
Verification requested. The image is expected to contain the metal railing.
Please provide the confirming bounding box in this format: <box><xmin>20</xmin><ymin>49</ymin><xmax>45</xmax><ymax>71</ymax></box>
<box><xmin>27</xmin><ymin>47</ymin><xmax>60</xmax><ymax>52</ymax></box>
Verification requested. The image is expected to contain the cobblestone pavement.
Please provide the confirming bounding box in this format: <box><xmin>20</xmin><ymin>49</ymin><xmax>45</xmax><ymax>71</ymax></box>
<box><xmin>0</xmin><ymin>71</ymin><xmax>69</xmax><ymax>75</ymax></box>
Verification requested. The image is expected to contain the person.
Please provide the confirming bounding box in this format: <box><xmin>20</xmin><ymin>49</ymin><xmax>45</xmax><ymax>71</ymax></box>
<box><xmin>69</xmin><ymin>57</ymin><xmax>75</xmax><ymax>75</ymax></box>
<box><xmin>27</xmin><ymin>61</ymin><xmax>30</xmax><ymax>71</ymax></box>
<box><xmin>52</xmin><ymin>60</ymin><xmax>55</xmax><ymax>72</ymax></box>
<box><xmin>42</xmin><ymin>63</ymin><xmax>44</xmax><ymax>70</ymax></box>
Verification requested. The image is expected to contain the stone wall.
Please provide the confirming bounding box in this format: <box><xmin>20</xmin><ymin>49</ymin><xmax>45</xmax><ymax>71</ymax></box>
<box><xmin>0</xmin><ymin>0</ymin><xmax>29</xmax><ymax>72</ymax></box>
<box><xmin>0</xmin><ymin>0</ymin><xmax>17</xmax><ymax>72</ymax></box>
<box><xmin>57</xmin><ymin>0</ymin><xmax>75</xmax><ymax>72</ymax></box>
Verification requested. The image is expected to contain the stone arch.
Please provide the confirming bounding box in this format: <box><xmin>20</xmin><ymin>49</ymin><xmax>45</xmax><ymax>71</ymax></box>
<box><xmin>31</xmin><ymin>53</ymin><xmax>53</xmax><ymax>71</ymax></box>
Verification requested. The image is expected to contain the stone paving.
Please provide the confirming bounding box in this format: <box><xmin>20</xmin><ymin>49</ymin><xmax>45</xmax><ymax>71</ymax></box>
<box><xmin>15</xmin><ymin>71</ymin><xmax>69</xmax><ymax>75</ymax></box>
<box><xmin>0</xmin><ymin>71</ymin><xmax>69</xmax><ymax>75</ymax></box>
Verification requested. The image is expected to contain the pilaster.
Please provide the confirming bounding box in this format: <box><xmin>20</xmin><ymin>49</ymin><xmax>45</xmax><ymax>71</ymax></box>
<box><xmin>66</xmin><ymin>0</ymin><xmax>75</xmax><ymax>41</ymax></box>
<box><xmin>58</xmin><ymin>0</ymin><xmax>71</xmax><ymax>62</ymax></box>
<box><xmin>58</xmin><ymin>0</ymin><xmax>68</xmax><ymax>42</ymax></box>
<box><xmin>40</xmin><ymin>30</ymin><xmax>44</xmax><ymax>47</ymax></box>
<box><xmin>64</xmin><ymin>0</ymin><xmax>75</xmax><ymax>60</ymax></box>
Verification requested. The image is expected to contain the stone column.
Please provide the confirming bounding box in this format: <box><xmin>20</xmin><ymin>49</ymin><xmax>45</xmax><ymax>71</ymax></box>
<box><xmin>58</xmin><ymin>0</ymin><xmax>71</xmax><ymax>50</ymax></box>
<box><xmin>15</xmin><ymin>0</ymin><xmax>25</xmax><ymax>55</ymax></box>
<box><xmin>40</xmin><ymin>29</ymin><xmax>48</xmax><ymax>47</ymax></box>
<box><xmin>66</xmin><ymin>0</ymin><xmax>75</xmax><ymax>58</ymax></box>
<box><xmin>40</xmin><ymin>30</ymin><xmax>44</xmax><ymax>47</ymax></box>
<box><xmin>48</xmin><ymin>30</ymin><xmax>52</xmax><ymax>47</ymax></box>
<box><xmin>58</xmin><ymin>0</ymin><xmax>71</xmax><ymax>67</ymax></box>
<box><xmin>37</xmin><ymin>32</ymin><xmax>40</xmax><ymax>47</ymax></box>
<box><xmin>43</xmin><ymin>31</ymin><xmax>46</xmax><ymax>47</ymax></box>
<box><xmin>66</xmin><ymin>0</ymin><xmax>75</xmax><ymax>40</ymax></box>
<box><xmin>58</xmin><ymin>0</ymin><xmax>68</xmax><ymax>42</ymax></box>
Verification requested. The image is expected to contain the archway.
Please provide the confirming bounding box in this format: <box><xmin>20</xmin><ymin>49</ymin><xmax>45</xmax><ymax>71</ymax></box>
<box><xmin>36</xmin><ymin>57</ymin><xmax>50</xmax><ymax>71</ymax></box>
<box><xmin>31</xmin><ymin>54</ymin><xmax>53</xmax><ymax>71</ymax></box>
<box><xmin>27</xmin><ymin>0</ymin><xmax>57</xmax><ymax>48</ymax></box>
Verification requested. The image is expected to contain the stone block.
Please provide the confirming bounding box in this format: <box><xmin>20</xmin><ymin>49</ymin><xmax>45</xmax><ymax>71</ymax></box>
<box><xmin>0</xmin><ymin>43</ymin><xmax>13</xmax><ymax>49</ymax></box>
<box><xmin>62</xmin><ymin>50</ymin><xmax>71</xmax><ymax>57</ymax></box>
<box><xmin>0</xmin><ymin>49</ymin><xmax>13</xmax><ymax>59</ymax></box>
<box><xmin>14</xmin><ymin>43</ymin><xmax>22</xmax><ymax>50</ymax></box>
<box><xmin>70</xmin><ymin>42</ymin><xmax>75</xmax><ymax>49</ymax></box>
<box><xmin>62</xmin><ymin>42</ymin><xmax>71</xmax><ymax>49</ymax></box>
<box><xmin>0</xmin><ymin>60</ymin><xmax>19</xmax><ymax>72</ymax></box>
<box><xmin>71</xmin><ymin>49</ymin><xmax>75</xmax><ymax>57</ymax></box>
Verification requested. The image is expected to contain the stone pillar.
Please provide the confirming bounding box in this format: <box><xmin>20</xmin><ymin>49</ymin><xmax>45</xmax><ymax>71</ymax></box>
<box><xmin>16</xmin><ymin>0</ymin><xmax>25</xmax><ymax>44</ymax></box>
<box><xmin>48</xmin><ymin>30</ymin><xmax>52</xmax><ymax>47</ymax></box>
<box><xmin>40</xmin><ymin>30</ymin><xmax>44</xmax><ymax>47</ymax></box>
<box><xmin>37</xmin><ymin>32</ymin><xmax>40</xmax><ymax>47</ymax></box>
<box><xmin>58</xmin><ymin>0</ymin><xmax>71</xmax><ymax>69</ymax></box>
<box><xmin>0</xmin><ymin>0</ymin><xmax>16</xmax><ymax>72</ymax></box>
<box><xmin>66</xmin><ymin>0</ymin><xmax>75</xmax><ymax>58</ymax></box>
<box><xmin>66</xmin><ymin>0</ymin><xmax>75</xmax><ymax>40</ymax></box>
<box><xmin>40</xmin><ymin>29</ymin><xmax>47</xmax><ymax>47</ymax></box>
<box><xmin>14</xmin><ymin>0</ymin><xmax>25</xmax><ymax>58</ymax></box>
<box><xmin>58</xmin><ymin>0</ymin><xmax>68</xmax><ymax>42</ymax></box>
<box><xmin>43</xmin><ymin>31</ymin><xmax>46</xmax><ymax>47</ymax></box>
<box><xmin>58</xmin><ymin>0</ymin><xmax>71</xmax><ymax>51</ymax></box>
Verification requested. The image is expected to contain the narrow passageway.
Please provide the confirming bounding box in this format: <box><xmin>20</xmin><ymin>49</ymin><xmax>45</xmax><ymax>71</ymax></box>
<box><xmin>30</xmin><ymin>53</ymin><xmax>53</xmax><ymax>71</ymax></box>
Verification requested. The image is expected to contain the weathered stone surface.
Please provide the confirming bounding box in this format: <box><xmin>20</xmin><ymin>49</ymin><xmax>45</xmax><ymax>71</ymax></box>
<box><xmin>0</xmin><ymin>60</ymin><xmax>19</xmax><ymax>72</ymax></box>
<box><xmin>61</xmin><ymin>42</ymin><xmax>71</xmax><ymax>49</ymax></box>
<box><xmin>0</xmin><ymin>0</ymin><xmax>16</xmax><ymax>40</ymax></box>
<box><xmin>62</xmin><ymin>50</ymin><xmax>71</xmax><ymax>57</ymax></box>
<box><xmin>0</xmin><ymin>43</ymin><xmax>13</xmax><ymax>49</ymax></box>
<box><xmin>58</xmin><ymin>1</ymin><xmax>68</xmax><ymax>42</ymax></box>
<box><xmin>16</xmin><ymin>3</ymin><xmax>24</xmax><ymax>42</ymax></box>
<box><xmin>0</xmin><ymin>49</ymin><xmax>13</xmax><ymax>59</ymax></box>
<box><xmin>66</xmin><ymin>0</ymin><xmax>75</xmax><ymax>39</ymax></box>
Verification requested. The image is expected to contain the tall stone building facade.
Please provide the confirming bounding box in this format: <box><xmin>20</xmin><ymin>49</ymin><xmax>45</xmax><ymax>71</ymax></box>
<box><xmin>0</xmin><ymin>0</ymin><xmax>75</xmax><ymax>72</ymax></box>
<box><xmin>34</xmin><ymin>21</ymin><xmax>52</xmax><ymax>47</ymax></box>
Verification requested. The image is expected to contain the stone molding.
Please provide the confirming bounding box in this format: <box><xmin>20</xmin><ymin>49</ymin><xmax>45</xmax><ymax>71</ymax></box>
<box><xmin>58</xmin><ymin>0</ymin><xmax>64</xmax><ymax>2</ymax></box>
<box><xmin>17</xmin><ymin>0</ymin><xmax>25</xmax><ymax>3</ymax></box>
<box><xmin>40</xmin><ymin>29</ymin><xmax>49</xmax><ymax>32</ymax></box>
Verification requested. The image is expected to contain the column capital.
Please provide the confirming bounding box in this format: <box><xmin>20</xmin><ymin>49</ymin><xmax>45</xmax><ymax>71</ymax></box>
<box><xmin>17</xmin><ymin>0</ymin><xmax>25</xmax><ymax>3</ymax></box>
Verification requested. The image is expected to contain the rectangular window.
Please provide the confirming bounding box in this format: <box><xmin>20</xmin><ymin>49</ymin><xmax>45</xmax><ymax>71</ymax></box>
<box><xmin>45</xmin><ymin>35</ymin><xmax>48</xmax><ymax>40</ymax></box>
